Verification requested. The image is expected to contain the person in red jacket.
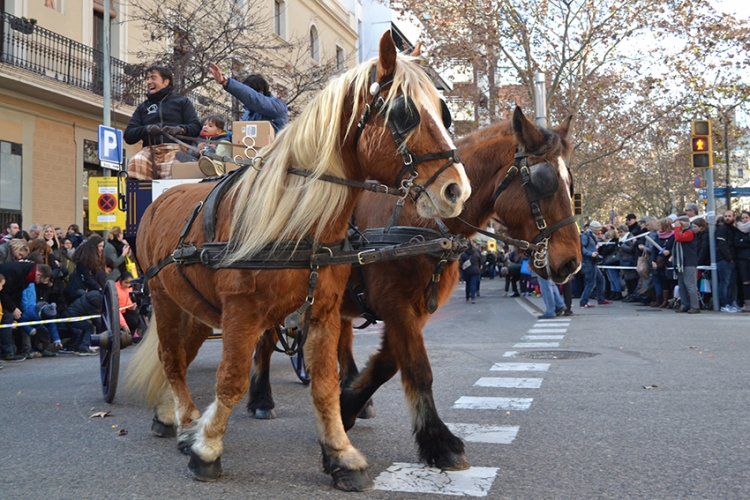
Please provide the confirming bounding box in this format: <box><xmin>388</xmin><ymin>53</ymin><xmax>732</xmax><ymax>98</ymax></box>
<box><xmin>672</xmin><ymin>217</ymin><xmax>700</xmax><ymax>313</ymax></box>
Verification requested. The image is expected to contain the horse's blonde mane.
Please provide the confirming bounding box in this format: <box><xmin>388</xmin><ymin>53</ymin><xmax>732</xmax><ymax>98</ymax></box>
<box><xmin>223</xmin><ymin>53</ymin><xmax>446</xmax><ymax>264</ymax></box>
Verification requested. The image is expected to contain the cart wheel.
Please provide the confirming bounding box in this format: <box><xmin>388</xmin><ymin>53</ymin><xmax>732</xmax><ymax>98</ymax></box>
<box><xmin>100</xmin><ymin>280</ymin><xmax>121</xmax><ymax>403</ymax></box>
<box><xmin>291</xmin><ymin>347</ymin><xmax>310</xmax><ymax>385</ymax></box>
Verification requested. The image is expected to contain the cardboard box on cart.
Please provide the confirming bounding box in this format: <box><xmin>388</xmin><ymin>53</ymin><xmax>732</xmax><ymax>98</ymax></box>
<box><xmin>228</xmin><ymin>121</ymin><xmax>275</xmax><ymax>172</ymax></box>
<box><xmin>171</xmin><ymin>121</ymin><xmax>275</xmax><ymax>178</ymax></box>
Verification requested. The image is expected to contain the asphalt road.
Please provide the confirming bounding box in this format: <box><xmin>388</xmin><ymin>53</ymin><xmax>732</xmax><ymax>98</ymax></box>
<box><xmin>2</xmin><ymin>278</ymin><xmax>749</xmax><ymax>499</ymax></box>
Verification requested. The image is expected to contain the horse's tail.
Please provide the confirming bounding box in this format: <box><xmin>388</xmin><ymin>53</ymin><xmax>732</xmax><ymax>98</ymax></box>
<box><xmin>124</xmin><ymin>315</ymin><xmax>166</xmax><ymax>408</ymax></box>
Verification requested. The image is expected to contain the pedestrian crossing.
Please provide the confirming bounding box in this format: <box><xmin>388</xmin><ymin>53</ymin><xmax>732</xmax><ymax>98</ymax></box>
<box><xmin>374</xmin><ymin>317</ymin><xmax>572</xmax><ymax>496</ymax></box>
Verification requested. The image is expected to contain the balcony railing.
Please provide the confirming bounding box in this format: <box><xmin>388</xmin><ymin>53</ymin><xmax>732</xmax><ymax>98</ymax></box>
<box><xmin>0</xmin><ymin>11</ymin><xmax>229</xmax><ymax>116</ymax></box>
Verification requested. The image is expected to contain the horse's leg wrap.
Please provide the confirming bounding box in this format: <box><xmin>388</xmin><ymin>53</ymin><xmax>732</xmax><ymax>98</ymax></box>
<box><xmin>151</xmin><ymin>416</ymin><xmax>177</xmax><ymax>438</ymax></box>
<box><xmin>320</xmin><ymin>443</ymin><xmax>374</xmax><ymax>492</ymax></box>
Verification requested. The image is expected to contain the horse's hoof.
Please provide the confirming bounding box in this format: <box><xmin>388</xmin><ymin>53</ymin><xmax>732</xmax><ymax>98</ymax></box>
<box><xmin>434</xmin><ymin>452</ymin><xmax>470</xmax><ymax>471</ymax></box>
<box><xmin>357</xmin><ymin>400</ymin><xmax>376</xmax><ymax>420</ymax></box>
<box><xmin>151</xmin><ymin>417</ymin><xmax>176</xmax><ymax>438</ymax></box>
<box><xmin>331</xmin><ymin>467</ymin><xmax>374</xmax><ymax>492</ymax></box>
<box><xmin>188</xmin><ymin>452</ymin><xmax>223</xmax><ymax>482</ymax></box>
<box><xmin>251</xmin><ymin>408</ymin><xmax>277</xmax><ymax>420</ymax></box>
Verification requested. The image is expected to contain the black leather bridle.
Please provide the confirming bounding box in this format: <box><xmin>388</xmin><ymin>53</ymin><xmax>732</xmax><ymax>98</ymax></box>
<box><xmin>353</xmin><ymin>69</ymin><xmax>461</xmax><ymax>215</ymax></box>
<box><xmin>490</xmin><ymin>148</ymin><xmax>577</xmax><ymax>268</ymax></box>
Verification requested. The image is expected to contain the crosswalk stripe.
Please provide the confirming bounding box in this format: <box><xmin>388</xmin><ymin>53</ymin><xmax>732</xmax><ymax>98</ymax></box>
<box><xmin>490</xmin><ymin>362</ymin><xmax>550</xmax><ymax>372</ymax></box>
<box><xmin>374</xmin><ymin>463</ymin><xmax>499</xmax><ymax>497</ymax></box>
<box><xmin>522</xmin><ymin>335</ymin><xmax>564</xmax><ymax>340</ymax></box>
<box><xmin>502</xmin><ymin>351</ymin><xmax>518</xmax><ymax>357</ymax></box>
<box><xmin>474</xmin><ymin>377</ymin><xmax>543</xmax><ymax>389</ymax></box>
<box><xmin>453</xmin><ymin>396</ymin><xmax>533</xmax><ymax>411</ymax></box>
<box><xmin>513</xmin><ymin>342</ymin><xmax>560</xmax><ymax>348</ymax></box>
<box><xmin>538</xmin><ymin>318</ymin><xmax>570</xmax><ymax>322</ymax></box>
<box><xmin>527</xmin><ymin>328</ymin><xmax>567</xmax><ymax>333</ymax></box>
<box><xmin>445</xmin><ymin>423</ymin><xmax>520</xmax><ymax>444</ymax></box>
<box><xmin>532</xmin><ymin>323</ymin><xmax>569</xmax><ymax>328</ymax></box>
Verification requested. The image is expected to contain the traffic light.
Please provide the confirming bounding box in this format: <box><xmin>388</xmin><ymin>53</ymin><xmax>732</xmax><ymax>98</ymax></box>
<box><xmin>573</xmin><ymin>192</ymin><xmax>583</xmax><ymax>215</ymax></box>
<box><xmin>691</xmin><ymin>119</ymin><xmax>712</xmax><ymax>169</ymax></box>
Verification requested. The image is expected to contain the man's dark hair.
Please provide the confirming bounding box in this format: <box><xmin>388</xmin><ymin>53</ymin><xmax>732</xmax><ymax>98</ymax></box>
<box><xmin>119</xmin><ymin>271</ymin><xmax>134</xmax><ymax>282</ymax></box>
<box><xmin>5</xmin><ymin>221</ymin><xmax>16</xmax><ymax>231</ymax></box>
<box><xmin>146</xmin><ymin>65</ymin><xmax>173</xmax><ymax>86</ymax></box>
<box><xmin>243</xmin><ymin>74</ymin><xmax>270</xmax><ymax>96</ymax></box>
<box><xmin>201</xmin><ymin>114</ymin><xmax>225</xmax><ymax>130</ymax></box>
<box><xmin>36</xmin><ymin>264</ymin><xmax>53</xmax><ymax>279</ymax></box>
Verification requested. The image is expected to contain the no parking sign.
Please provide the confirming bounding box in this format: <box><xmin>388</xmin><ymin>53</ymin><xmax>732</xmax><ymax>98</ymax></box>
<box><xmin>88</xmin><ymin>177</ymin><xmax>126</xmax><ymax>231</ymax></box>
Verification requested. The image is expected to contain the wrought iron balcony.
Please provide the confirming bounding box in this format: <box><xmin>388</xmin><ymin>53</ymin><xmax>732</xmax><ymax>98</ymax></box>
<box><xmin>0</xmin><ymin>11</ymin><xmax>227</xmax><ymax>115</ymax></box>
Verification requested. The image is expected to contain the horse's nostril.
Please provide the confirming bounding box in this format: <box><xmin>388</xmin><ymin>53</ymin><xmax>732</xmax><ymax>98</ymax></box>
<box><xmin>557</xmin><ymin>258</ymin><xmax>579</xmax><ymax>279</ymax></box>
<box><xmin>445</xmin><ymin>183</ymin><xmax>461</xmax><ymax>203</ymax></box>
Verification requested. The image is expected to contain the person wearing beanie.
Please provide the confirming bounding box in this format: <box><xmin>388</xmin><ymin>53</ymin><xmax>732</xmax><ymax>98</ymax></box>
<box><xmin>579</xmin><ymin>221</ymin><xmax>611</xmax><ymax>308</ymax></box>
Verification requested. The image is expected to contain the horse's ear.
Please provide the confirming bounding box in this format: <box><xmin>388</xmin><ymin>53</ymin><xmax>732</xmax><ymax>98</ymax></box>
<box><xmin>411</xmin><ymin>41</ymin><xmax>423</xmax><ymax>57</ymax></box>
<box><xmin>512</xmin><ymin>106</ymin><xmax>545</xmax><ymax>153</ymax></box>
<box><xmin>552</xmin><ymin>115</ymin><xmax>573</xmax><ymax>138</ymax></box>
<box><xmin>377</xmin><ymin>31</ymin><xmax>397</xmax><ymax>78</ymax></box>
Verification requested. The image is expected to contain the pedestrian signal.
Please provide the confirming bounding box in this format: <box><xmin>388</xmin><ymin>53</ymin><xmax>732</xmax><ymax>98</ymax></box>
<box><xmin>573</xmin><ymin>192</ymin><xmax>583</xmax><ymax>215</ymax></box>
<box><xmin>690</xmin><ymin>119</ymin><xmax>712</xmax><ymax>169</ymax></box>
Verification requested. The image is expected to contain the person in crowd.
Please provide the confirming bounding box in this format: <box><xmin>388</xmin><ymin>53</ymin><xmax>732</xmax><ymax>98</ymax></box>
<box><xmin>502</xmin><ymin>246</ymin><xmax>523</xmax><ymax>297</ymax></box>
<box><xmin>2</xmin><ymin>221</ymin><xmax>20</xmax><ymax>243</ymax></box>
<box><xmin>625</xmin><ymin>214</ymin><xmax>642</xmax><ymax>237</ymax></box>
<box><xmin>459</xmin><ymin>242</ymin><xmax>482</xmax><ymax>304</ymax></box>
<box><xmin>734</xmin><ymin>210</ymin><xmax>750</xmax><ymax>313</ymax></box>
<box><xmin>0</xmin><ymin>261</ymin><xmax>52</xmax><ymax>361</ymax></box>
<box><xmin>685</xmin><ymin>203</ymin><xmax>700</xmax><ymax>220</ymax></box>
<box><xmin>175</xmin><ymin>114</ymin><xmax>234</xmax><ymax>176</ymax></box>
<box><xmin>208</xmin><ymin>61</ymin><xmax>288</xmax><ymax>134</ymax></box>
<box><xmin>42</xmin><ymin>224</ymin><xmax>62</xmax><ymax>262</ymax></box>
<box><xmin>124</xmin><ymin>65</ymin><xmax>202</xmax><ymax>180</ymax></box>
<box><xmin>64</xmin><ymin>235</ymin><xmax>107</xmax><ymax>304</ymax></box>
<box><xmin>0</xmin><ymin>238</ymin><xmax>29</xmax><ymax>263</ymax></box>
<box><xmin>693</xmin><ymin>218</ymin><xmax>710</xmax><ymax>267</ymax></box>
<box><xmin>535</xmin><ymin>271</ymin><xmax>566</xmax><ymax>319</ymax></box>
<box><xmin>57</xmin><ymin>290</ymin><xmax>101</xmax><ymax>355</ymax></box>
<box><xmin>55</xmin><ymin>227</ymin><xmax>64</xmax><ymax>240</ymax></box>
<box><xmin>672</xmin><ymin>216</ymin><xmax>700</xmax><ymax>313</ymax></box>
<box><xmin>116</xmin><ymin>272</ymin><xmax>139</xmax><ymax>337</ymax></box>
<box><xmin>66</xmin><ymin>225</ymin><xmax>85</xmax><ymax>248</ymax></box>
<box><xmin>648</xmin><ymin>218</ymin><xmax>676</xmax><ymax>308</ymax></box>
<box><xmin>579</xmin><ymin>220</ymin><xmax>611</xmax><ymax>308</ymax></box>
<box><xmin>15</xmin><ymin>230</ymin><xmax>31</xmax><ymax>241</ymax></box>
<box><xmin>27</xmin><ymin>239</ymin><xmax>67</xmax><ymax>305</ymax></box>
<box><xmin>616</xmin><ymin>224</ymin><xmax>639</xmax><ymax>302</ymax></box>
<box><xmin>637</xmin><ymin>216</ymin><xmax>659</xmax><ymax>305</ymax></box>
<box><xmin>105</xmin><ymin>226</ymin><xmax>130</xmax><ymax>282</ymax></box>
<box><xmin>484</xmin><ymin>251</ymin><xmax>497</xmax><ymax>279</ymax></box>
<box><xmin>59</xmin><ymin>237</ymin><xmax>76</xmax><ymax>280</ymax></box>
<box><xmin>597</xmin><ymin>228</ymin><xmax>622</xmax><ymax>300</ymax></box>
<box><xmin>716</xmin><ymin>213</ymin><xmax>738</xmax><ymax>313</ymax></box>
<box><xmin>27</xmin><ymin>223</ymin><xmax>43</xmax><ymax>240</ymax></box>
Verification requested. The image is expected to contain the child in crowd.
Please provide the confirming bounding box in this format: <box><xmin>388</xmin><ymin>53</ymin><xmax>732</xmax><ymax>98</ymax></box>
<box><xmin>175</xmin><ymin>114</ymin><xmax>233</xmax><ymax>176</ymax></box>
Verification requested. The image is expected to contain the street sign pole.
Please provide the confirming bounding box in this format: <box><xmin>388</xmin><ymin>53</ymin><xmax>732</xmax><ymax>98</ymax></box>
<box><xmin>705</xmin><ymin>167</ymin><xmax>720</xmax><ymax>312</ymax></box>
<box><xmin>103</xmin><ymin>0</ymin><xmax>112</xmax><ymax>179</ymax></box>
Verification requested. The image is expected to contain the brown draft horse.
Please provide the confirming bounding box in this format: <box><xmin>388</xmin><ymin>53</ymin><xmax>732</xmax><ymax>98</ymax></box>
<box><xmin>124</xmin><ymin>32</ymin><xmax>472</xmax><ymax>491</ymax></box>
<box><xmin>247</xmin><ymin>107</ymin><xmax>581</xmax><ymax>471</ymax></box>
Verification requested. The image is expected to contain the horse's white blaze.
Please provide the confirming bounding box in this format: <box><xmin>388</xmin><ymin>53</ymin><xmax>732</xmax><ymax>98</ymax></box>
<box><xmin>424</xmin><ymin>102</ymin><xmax>471</xmax><ymax>203</ymax></box>
<box><xmin>193</xmin><ymin>401</ymin><xmax>223</xmax><ymax>462</ymax></box>
<box><xmin>557</xmin><ymin>157</ymin><xmax>572</xmax><ymax>203</ymax></box>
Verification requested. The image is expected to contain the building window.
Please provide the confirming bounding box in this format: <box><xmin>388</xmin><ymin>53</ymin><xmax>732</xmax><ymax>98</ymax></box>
<box><xmin>274</xmin><ymin>0</ymin><xmax>286</xmax><ymax>38</ymax></box>
<box><xmin>738</xmin><ymin>168</ymin><xmax>744</xmax><ymax>178</ymax></box>
<box><xmin>310</xmin><ymin>26</ymin><xmax>319</xmax><ymax>62</ymax></box>
<box><xmin>0</xmin><ymin>141</ymin><xmax>23</xmax><ymax>215</ymax></box>
<box><xmin>358</xmin><ymin>20</ymin><xmax>364</xmax><ymax>63</ymax></box>
<box><xmin>336</xmin><ymin>46</ymin><xmax>344</xmax><ymax>71</ymax></box>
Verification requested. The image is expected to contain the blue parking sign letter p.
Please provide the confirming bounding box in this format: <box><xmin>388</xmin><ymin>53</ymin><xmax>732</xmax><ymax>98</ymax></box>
<box><xmin>98</xmin><ymin>125</ymin><xmax>123</xmax><ymax>164</ymax></box>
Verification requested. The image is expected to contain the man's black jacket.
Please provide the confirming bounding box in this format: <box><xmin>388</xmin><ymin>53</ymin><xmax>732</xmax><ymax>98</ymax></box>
<box><xmin>0</xmin><ymin>261</ymin><xmax>36</xmax><ymax>313</ymax></box>
<box><xmin>124</xmin><ymin>85</ymin><xmax>201</xmax><ymax>147</ymax></box>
